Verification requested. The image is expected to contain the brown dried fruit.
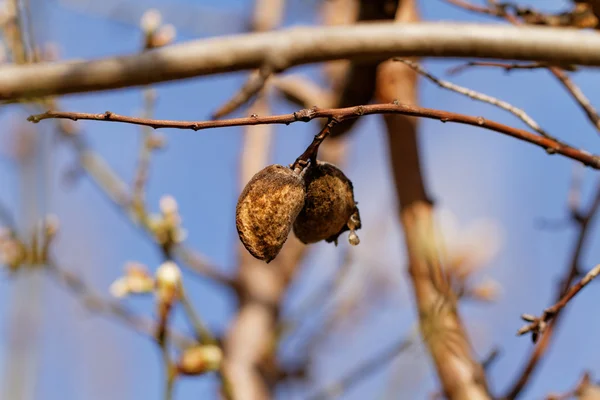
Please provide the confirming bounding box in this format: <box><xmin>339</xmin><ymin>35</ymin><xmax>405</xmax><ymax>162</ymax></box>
<box><xmin>293</xmin><ymin>161</ymin><xmax>361</xmax><ymax>245</ymax></box>
<box><xmin>236</xmin><ymin>164</ymin><xmax>306</xmax><ymax>263</ymax></box>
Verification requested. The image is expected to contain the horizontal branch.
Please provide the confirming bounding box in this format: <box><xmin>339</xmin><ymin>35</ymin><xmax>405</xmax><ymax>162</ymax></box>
<box><xmin>28</xmin><ymin>104</ymin><xmax>600</xmax><ymax>168</ymax></box>
<box><xmin>4</xmin><ymin>22</ymin><xmax>600</xmax><ymax>100</ymax></box>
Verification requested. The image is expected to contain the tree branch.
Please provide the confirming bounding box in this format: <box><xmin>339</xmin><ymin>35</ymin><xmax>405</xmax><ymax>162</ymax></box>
<box><xmin>45</xmin><ymin>259</ymin><xmax>196</xmax><ymax>350</ymax></box>
<box><xmin>28</xmin><ymin>104</ymin><xmax>600</xmax><ymax>168</ymax></box>
<box><xmin>4</xmin><ymin>23</ymin><xmax>600</xmax><ymax>100</ymax></box>
<box><xmin>307</xmin><ymin>333</ymin><xmax>416</xmax><ymax>400</ymax></box>
<box><xmin>397</xmin><ymin>59</ymin><xmax>554</xmax><ymax>139</ymax></box>
<box><xmin>503</xmin><ymin>181</ymin><xmax>600</xmax><ymax>399</ymax></box>
<box><xmin>517</xmin><ymin>263</ymin><xmax>600</xmax><ymax>341</ymax></box>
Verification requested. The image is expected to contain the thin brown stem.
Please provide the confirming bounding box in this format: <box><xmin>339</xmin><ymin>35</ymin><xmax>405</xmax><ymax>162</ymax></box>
<box><xmin>446</xmin><ymin>61</ymin><xmax>576</xmax><ymax>76</ymax></box>
<box><xmin>291</xmin><ymin>118</ymin><xmax>337</xmax><ymax>171</ymax></box>
<box><xmin>28</xmin><ymin>105</ymin><xmax>600</xmax><ymax>169</ymax></box>
<box><xmin>179</xmin><ymin>289</ymin><xmax>216</xmax><ymax>345</ymax></box>
<box><xmin>444</xmin><ymin>0</ymin><xmax>600</xmax><ymax>134</ymax></box>
<box><xmin>397</xmin><ymin>59</ymin><xmax>554</xmax><ymax>139</ymax></box>
<box><xmin>307</xmin><ymin>333</ymin><xmax>416</xmax><ymax>400</ymax></box>
<box><xmin>212</xmin><ymin>64</ymin><xmax>273</xmax><ymax>119</ymax></box>
<box><xmin>517</xmin><ymin>263</ymin><xmax>600</xmax><ymax>341</ymax></box>
<box><xmin>45</xmin><ymin>259</ymin><xmax>196</xmax><ymax>349</ymax></box>
<box><xmin>503</xmin><ymin>182</ymin><xmax>600</xmax><ymax>399</ymax></box>
<box><xmin>550</xmin><ymin>68</ymin><xmax>600</xmax><ymax>132</ymax></box>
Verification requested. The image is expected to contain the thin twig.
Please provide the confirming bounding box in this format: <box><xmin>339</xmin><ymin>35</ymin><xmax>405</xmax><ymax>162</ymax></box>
<box><xmin>212</xmin><ymin>64</ymin><xmax>273</xmax><ymax>119</ymax></box>
<box><xmin>518</xmin><ymin>263</ymin><xmax>600</xmax><ymax>341</ymax></box>
<box><xmin>551</xmin><ymin>68</ymin><xmax>600</xmax><ymax>132</ymax></box>
<box><xmin>443</xmin><ymin>0</ymin><xmax>600</xmax><ymax>134</ymax></box>
<box><xmin>45</xmin><ymin>259</ymin><xmax>196</xmax><ymax>349</ymax></box>
<box><xmin>397</xmin><ymin>59</ymin><xmax>555</xmax><ymax>139</ymax></box>
<box><xmin>160</xmin><ymin>335</ymin><xmax>175</xmax><ymax>400</ymax></box>
<box><xmin>442</xmin><ymin>0</ymin><xmax>502</xmax><ymax>16</ymax></box>
<box><xmin>307</xmin><ymin>333</ymin><xmax>416</xmax><ymax>400</ymax></box>
<box><xmin>503</xmin><ymin>181</ymin><xmax>600</xmax><ymax>399</ymax></box>
<box><xmin>283</xmin><ymin>248</ymin><xmax>353</xmax><ymax>330</ymax></box>
<box><xmin>61</xmin><ymin>133</ymin><xmax>236</xmax><ymax>287</ymax></box>
<box><xmin>27</xmin><ymin>104</ymin><xmax>600</xmax><ymax>169</ymax></box>
<box><xmin>291</xmin><ymin>118</ymin><xmax>337</xmax><ymax>170</ymax></box>
<box><xmin>446</xmin><ymin>61</ymin><xmax>576</xmax><ymax>76</ymax></box>
<box><xmin>179</xmin><ymin>289</ymin><xmax>216</xmax><ymax>345</ymax></box>
<box><xmin>131</xmin><ymin>88</ymin><xmax>159</xmax><ymax>218</ymax></box>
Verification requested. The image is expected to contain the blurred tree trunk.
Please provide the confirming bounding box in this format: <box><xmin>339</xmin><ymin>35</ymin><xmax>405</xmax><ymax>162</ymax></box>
<box><xmin>374</xmin><ymin>1</ymin><xmax>491</xmax><ymax>398</ymax></box>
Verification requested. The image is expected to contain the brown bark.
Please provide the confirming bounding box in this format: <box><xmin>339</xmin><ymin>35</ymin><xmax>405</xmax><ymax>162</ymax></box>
<box><xmin>3</xmin><ymin>23</ymin><xmax>600</xmax><ymax>100</ymax></box>
<box><xmin>322</xmin><ymin>0</ymin><xmax>398</xmax><ymax>138</ymax></box>
<box><xmin>223</xmin><ymin>89</ymin><xmax>348</xmax><ymax>399</ymax></box>
<box><xmin>375</xmin><ymin>1</ymin><xmax>490</xmax><ymax>398</ymax></box>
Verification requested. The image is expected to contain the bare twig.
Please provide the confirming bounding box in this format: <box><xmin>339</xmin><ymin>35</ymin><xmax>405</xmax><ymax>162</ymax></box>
<box><xmin>28</xmin><ymin>104</ymin><xmax>600</xmax><ymax>169</ymax></box>
<box><xmin>271</xmin><ymin>75</ymin><xmax>335</xmax><ymax>109</ymax></box>
<box><xmin>442</xmin><ymin>0</ymin><xmax>502</xmax><ymax>16</ymax></box>
<box><xmin>60</xmin><ymin>134</ymin><xmax>236</xmax><ymax>287</ymax></box>
<box><xmin>446</xmin><ymin>61</ymin><xmax>576</xmax><ymax>76</ymax></box>
<box><xmin>518</xmin><ymin>264</ymin><xmax>600</xmax><ymax>341</ymax></box>
<box><xmin>307</xmin><ymin>333</ymin><xmax>416</xmax><ymax>400</ymax></box>
<box><xmin>179</xmin><ymin>289</ymin><xmax>215</xmax><ymax>345</ymax></box>
<box><xmin>291</xmin><ymin>118</ymin><xmax>337</xmax><ymax>170</ymax></box>
<box><xmin>503</xmin><ymin>182</ymin><xmax>600</xmax><ymax>399</ymax></box>
<box><xmin>131</xmin><ymin>88</ymin><xmax>160</xmax><ymax>218</ymax></box>
<box><xmin>45</xmin><ymin>259</ymin><xmax>196</xmax><ymax>349</ymax></box>
<box><xmin>546</xmin><ymin>372</ymin><xmax>599</xmax><ymax>400</ymax></box>
<box><xmin>212</xmin><ymin>64</ymin><xmax>273</xmax><ymax>119</ymax></box>
<box><xmin>396</xmin><ymin>59</ymin><xmax>554</xmax><ymax>139</ymax></box>
<box><xmin>551</xmin><ymin>68</ymin><xmax>600</xmax><ymax>131</ymax></box>
<box><xmin>443</xmin><ymin>0</ymin><xmax>600</xmax><ymax>134</ymax></box>
<box><xmin>160</xmin><ymin>334</ymin><xmax>175</xmax><ymax>400</ymax></box>
<box><xmin>4</xmin><ymin>23</ymin><xmax>600</xmax><ymax>100</ymax></box>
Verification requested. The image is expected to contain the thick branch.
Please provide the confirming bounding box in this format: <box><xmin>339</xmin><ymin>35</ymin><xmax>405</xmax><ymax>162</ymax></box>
<box><xmin>4</xmin><ymin>23</ymin><xmax>600</xmax><ymax>100</ymax></box>
<box><xmin>28</xmin><ymin>105</ymin><xmax>600</xmax><ymax>168</ymax></box>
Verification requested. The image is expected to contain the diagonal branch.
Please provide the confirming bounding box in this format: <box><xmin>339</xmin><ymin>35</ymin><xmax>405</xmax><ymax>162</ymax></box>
<box><xmin>396</xmin><ymin>59</ymin><xmax>555</xmax><ymax>139</ymax></box>
<box><xmin>307</xmin><ymin>333</ymin><xmax>416</xmax><ymax>400</ymax></box>
<box><xmin>45</xmin><ymin>259</ymin><xmax>196</xmax><ymax>350</ymax></box>
<box><xmin>503</xmin><ymin>181</ymin><xmax>600</xmax><ymax>399</ymax></box>
<box><xmin>28</xmin><ymin>104</ymin><xmax>600</xmax><ymax>168</ymax></box>
<box><xmin>517</xmin><ymin>263</ymin><xmax>600</xmax><ymax>342</ymax></box>
<box><xmin>4</xmin><ymin>23</ymin><xmax>600</xmax><ymax>100</ymax></box>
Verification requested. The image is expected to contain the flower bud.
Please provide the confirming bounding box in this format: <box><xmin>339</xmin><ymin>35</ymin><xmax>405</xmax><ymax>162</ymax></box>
<box><xmin>140</xmin><ymin>9</ymin><xmax>162</xmax><ymax>34</ymax></box>
<box><xmin>177</xmin><ymin>345</ymin><xmax>223</xmax><ymax>375</ymax></box>
<box><xmin>109</xmin><ymin>262</ymin><xmax>155</xmax><ymax>298</ymax></box>
<box><xmin>293</xmin><ymin>161</ymin><xmax>361</xmax><ymax>245</ymax></box>
<box><xmin>236</xmin><ymin>164</ymin><xmax>305</xmax><ymax>262</ymax></box>
<box><xmin>155</xmin><ymin>261</ymin><xmax>182</xmax><ymax>306</ymax></box>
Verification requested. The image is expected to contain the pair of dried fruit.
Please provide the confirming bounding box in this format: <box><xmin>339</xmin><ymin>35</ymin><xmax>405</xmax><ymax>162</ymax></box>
<box><xmin>236</xmin><ymin>161</ymin><xmax>361</xmax><ymax>263</ymax></box>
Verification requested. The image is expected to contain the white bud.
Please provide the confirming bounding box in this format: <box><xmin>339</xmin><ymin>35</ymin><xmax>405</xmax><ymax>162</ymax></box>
<box><xmin>140</xmin><ymin>9</ymin><xmax>162</xmax><ymax>33</ymax></box>
<box><xmin>159</xmin><ymin>195</ymin><xmax>178</xmax><ymax>215</ymax></box>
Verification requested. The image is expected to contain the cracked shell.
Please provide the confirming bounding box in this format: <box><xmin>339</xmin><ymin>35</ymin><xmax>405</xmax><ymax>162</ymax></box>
<box><xmin>293</xmin><ymin>161</ymin><xmax>361</xmax><ymax>245</ymax></box>
<box><xmin>236</xmin><ymin>164</ymin><xmax>306</xmax><ymax>263</ymax></box>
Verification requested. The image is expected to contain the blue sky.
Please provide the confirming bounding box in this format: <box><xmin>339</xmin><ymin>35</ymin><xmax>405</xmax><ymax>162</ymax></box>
<box><xmin>1</xmin><ymin>0</ymin><xmax>600</xmax><ymax>399</ymax></box>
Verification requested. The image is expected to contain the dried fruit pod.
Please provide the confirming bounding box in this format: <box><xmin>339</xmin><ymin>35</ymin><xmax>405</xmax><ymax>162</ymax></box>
<box><xmin>293</xmin><ymin>161</ymin><xmax>361</xmax><ymax>245</ymax></box>
<box><xmin>236</xmin><ymin>164</ymin><xmax>306</xmax><ymax>263</ymax></box>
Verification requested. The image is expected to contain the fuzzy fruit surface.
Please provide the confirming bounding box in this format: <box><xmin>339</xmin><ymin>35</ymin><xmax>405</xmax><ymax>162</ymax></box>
<box><xmin>293</xmin><ymin>161</ymin><xmax>360</xmax><ymax>244</ymax></box>
<box><xmin>236</xmin><ymin>164</ymin><xmax>305</xmax><ymax>263</ymax></box>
